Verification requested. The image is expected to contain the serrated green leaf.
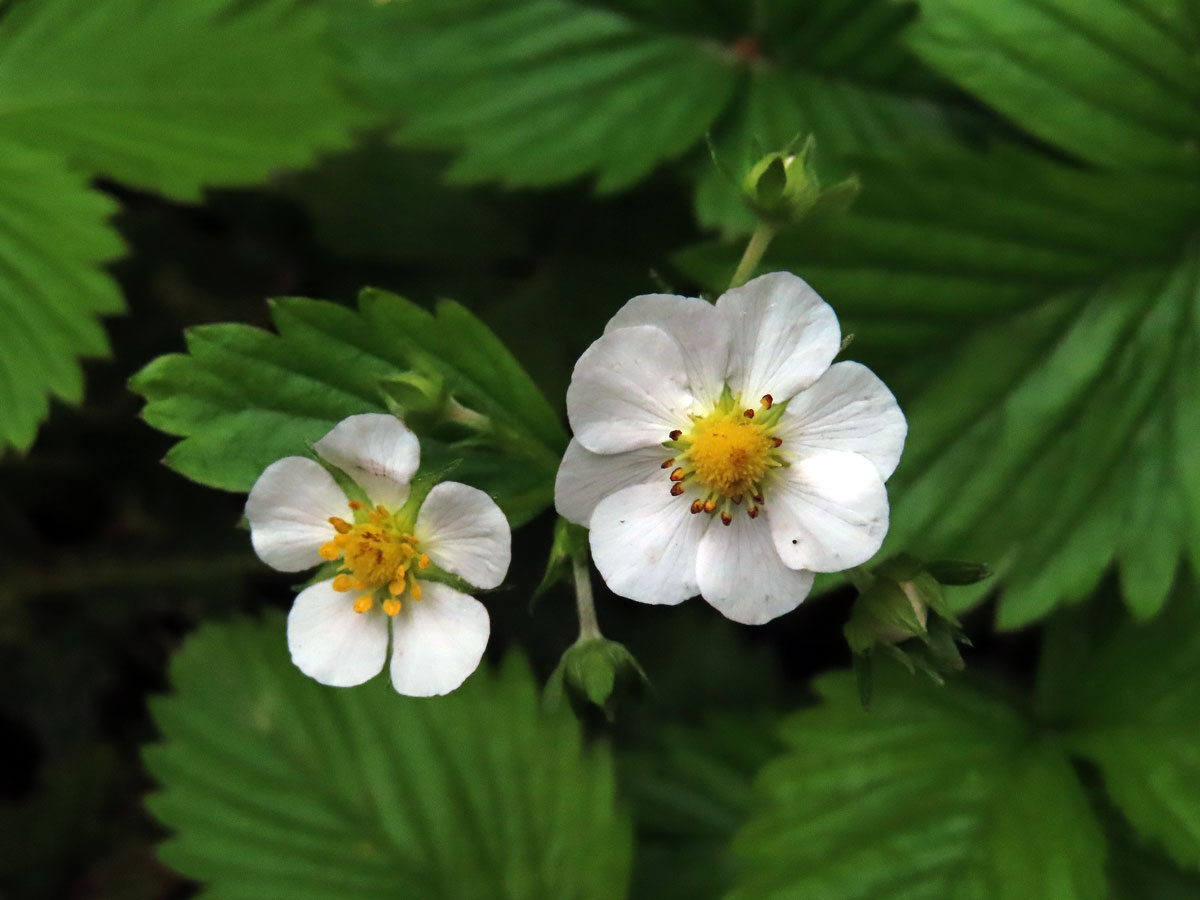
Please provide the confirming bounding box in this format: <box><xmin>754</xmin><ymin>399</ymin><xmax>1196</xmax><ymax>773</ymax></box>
<box><xmin>678</xmin><ymin>146</ymin><xmax>1200</xmax><ymax>626</ymax></box>
<box><xmin>337</xmin><ymin>0</ymin><xmax>951</xmax><ymax>231</ymax></box>
<box><xmin>0</xmin><ymin>0</ymin><xmax>362</xmax><ymax>451</ymax></box>
<box><xmin>0</xmin><ymin>0</ymin><xmax>359</xmax><ymax>201</ymax></box>
<box><xmin>620</xmin><ymin>713</ymin><xmax>782</xmax><ymax>900</ymax></box>
<box><xmin>730</xmin><ymin>666</ymin><xmax>1106</xmax><ymax>900</ymax></box>
<box><xmin>144</xmin><ymin>615</ymin><xmax>632</xmax><ymax>900</ymax></box>
<box><xmin>1039</xmin><ymin>588</ymin><xmax>1200</xmax><ymax>871</ymax></box>
<box><xmin>0</xmin><ymin>146</ymin><xmax>124</xmax><ymax>454</ymax></box>
<box><xmin>130</xmin><ymin>291</ymin><xmax>565</xmax><ymax>526</ymax></box>
<box><xmin>905</xmin><ymin>0</ymin><xmax>1200</xmax><ymax>174</ymax></box>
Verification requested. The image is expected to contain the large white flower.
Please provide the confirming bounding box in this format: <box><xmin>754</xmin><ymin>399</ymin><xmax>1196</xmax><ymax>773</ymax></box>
<box><xmin>555</xmin><ymin>272</ymin><xmax>906</xmax><ymax>625</ymax></box>
<box><xmin>245</xmin><ymin>413</ymin><xmax>511</xmax><ymax>696</ymax></box>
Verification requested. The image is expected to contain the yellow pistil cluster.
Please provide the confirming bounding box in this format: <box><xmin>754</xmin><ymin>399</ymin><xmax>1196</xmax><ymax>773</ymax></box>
<box><xmin>662</xmin><ymin>392</ymin><xmax>786</xmax><ymax>524</ymax></box>
<box><xmin>320</xmin><ymin>500</ymin><xmax>431</xmax><ymax>616</ymax></box>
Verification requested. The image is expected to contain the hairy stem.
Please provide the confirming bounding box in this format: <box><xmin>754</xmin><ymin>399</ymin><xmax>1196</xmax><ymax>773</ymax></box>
<box><xmin>728</xmin><ymin>221</ymin><xmax>777</xmax><ymax>290</ymax></box>
<box><xmin>572</xmin><ymin>556</ymin><xmax>602</xmax><ymax>641</ymax></box>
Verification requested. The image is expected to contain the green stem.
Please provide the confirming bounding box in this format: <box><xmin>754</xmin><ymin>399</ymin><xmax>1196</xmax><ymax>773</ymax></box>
<box><xmin>728</xmin><ymin>221</ymin><xmax>777</xmax><ymax>290</ymax></box>
<box><xmin>844</xmin><ymin>565</ymin><xmax>874</xmax><ymax>593</ymax></box>
<box><xmin>572</xmin><ymin>556</ymin><xmax>602</xmax><ymax>641</ymax></box>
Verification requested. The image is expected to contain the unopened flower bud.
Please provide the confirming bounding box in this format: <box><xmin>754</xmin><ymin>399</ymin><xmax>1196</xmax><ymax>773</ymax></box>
<box><xmin>544</xmin><ymin>637</ymin><xmax>648</xmax><ymax>720</ymax></box>
<box><xmin>739</xmin><ymin>135</ymin><xmax>860</xmax><ymax>227</ymax></box>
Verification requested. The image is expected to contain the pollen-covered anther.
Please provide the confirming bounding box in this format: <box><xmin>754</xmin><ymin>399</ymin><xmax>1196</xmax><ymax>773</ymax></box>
<box><xmin>670</xmin><ymin>482</ymin><xmax>686</xmax><ymax>496</ymax></box>
<box><xmin>731</xmin><ymin>494</ymin><xmax>743</xmax><ymax>505</ymax></box>
<box><xmin>703</xmin><ymin>498</ymin><xmax>716</xmax><ymax>513</ymax></box>
<box><xmin>752</xmin><ymin>491</ymin><xmax>765</xmax><ymax>504</ymax></box>
<box><xmin>743</xmin><ymin>408</ymin><xmax>755</xmax><ymax>419</ymax></box>
<box><xmin>669</xmin><ymin>467</ymin><xmax>687</xmax><ymax>482</ymax></box>
<box><xmin>329</xmin><ymin>516</ymin><xmax>353</xmax><ymax>534</ymax></box>
<box><xmin>747</xmin><ymin>506</ymin><xmax>760</xmax><ymax>519</ymax></box>
<box><xmin>669</xmin><ymin>429</ymin><xmax>682</xmax><ymax>440</ymax></box>
<box><xmin>761</xmin><ymin>394</ymin><xmax>773</xmax><ymax>409</ymax></box>
<box><xmin>319</xmin><ymin>539</ymin><xmax>343</xmax><ymax>561</ymax></box>
<box><xmin>661</xmin><ymin>458</ymin><xmax>675</xmax><ymax>469</ymax></box>
<box><xmin>354</xmin><ymin>595</ymin><xmax>374</xmax><ymax>614</ymax></box>
<box><xmin>690</xmin><ymin>499</ymin><xmax>705</xmax><ymax>514</ymax></box>
<box><xmin>410</xmin><ymin>581</ymin><xmax>423</xmax><ymax>602</ymax></box>
<box><xmin>332</xmin><ymin>574</ymin><xmax>360</xmax><ymax>592</ymax></box>
<box><xmin>382</xmin><ymin>598</ymin><xmax>402</xmax><ymax>616</ymax></box>
<box><xmin>720</xmin><ymin>512</ymin><xmax>733</xmax><ymax>526</ymax></box>
<box><xmin>772</xmin><ymin>436</ymin><xmax>783</xmax><ymax>448</ymax></box>
<box><xmin>348</xmin><ymin>500</ymin><xmax>363</xmax><ymax>511</ymax></box>
<box><xmin>418</xmin><ymin>553</ymin><xmax>430</xmax><ymax>570</ymax></box>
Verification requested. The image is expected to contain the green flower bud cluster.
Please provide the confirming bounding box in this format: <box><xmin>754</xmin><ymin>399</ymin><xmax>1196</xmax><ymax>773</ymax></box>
<box><xmin>740</xmin><ymin>135</ymin><xmax>861</xmax><ymax>228</ymax></box>
<box><xmin>545</xmin><ymin>637</ymin><xmax>648</xmax><ymax>721</ymax></box>
<box><xmin>844</xmin><ymin>554</ymin><xmax>990</xmax><ymax>706</ymax></box>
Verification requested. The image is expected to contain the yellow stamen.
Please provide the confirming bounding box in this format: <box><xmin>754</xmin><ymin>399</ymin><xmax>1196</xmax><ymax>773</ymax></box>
<box><xmin>410</xmin><ymin>581</ymin><xmax>422</xmax><ymax>602</ymax></box>
<box><xmin>329</xmin><ymin>516</ymin><xmax>353</xmax><ymax>534</ymax></box>
<box><xmin>319</xmin><ymin>540</ymin><xmax>342</xmax><ymax>561</ymax></box>
<box><xmin>383</xmin><ymin>598</ymin><xmax>402</xmax><ymax>616</ymax></box>
<box><xmin>687</xmin><ymin>408</ymin><xmax>773</xmax><ymax>497</ymax></box>
<box><xmin>332</xmin><ymin>574</ymin><xmax>358</xmax><ymax>592</ymax></box>
<box><xmin>418</xmin><ymin>553</ymin><xmax>430</xmax><ymax>570</ymax></box>
<box><xmin>353</xmin><ymin>595</ymin><xmax>374</xmax><ymax>614</ymax></box>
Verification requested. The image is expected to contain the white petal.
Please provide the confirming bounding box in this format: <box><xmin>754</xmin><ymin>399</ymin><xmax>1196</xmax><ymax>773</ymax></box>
<box><xmin>696</xmin><ymin>513</ymin><xmax>815</xmax><ymax>625</ymax></box>
<box><xmin>313</xmin><ymin>413</ymin><xmax>419</xmax><ymax>508</ymax></box>
<box><xmin>415</xmin><ymin>482</ymin><xmax>511</xmax><ymax>590</ymax></box>
<box><xmin>767</xmin><ymin>450</ymin><xmax>889</xmax><ymax>573</ymax></box>
<box><xmin>287</xmin><ymin>579</ymin><xmax>389</xmax><ymax>687</ymax></box>
<box><xmin>605</xmin><ymin>293</ymin><xmax>729</xmax><ymax>407</ymax></box>
<box><xmin>245</xmin><ymin>456</ymin><xmax>351</xmax><ymax>572</ymax></box>
<box><xmin>554</xmin><ymin>438</ymin><xmax>667</xmax><ymax>526</ymax></box>
<box><xmin>389</xmin><ymin>582</ymin><xmax>490</xmax><ymax>697</ymax></box>
<box><xmin>777</xmin><ymin>361</ymin><xmax>908</xmax><ymax>480</ymax></box>
<box><xmin>717</xmin><ymin>271</ymin><xmax>841</xmax><ymax>403</ymax></box>
<box><xmin>589</xmin><ymin>482</ymin><xmax>706</xmax><ymax>605</ymax></box>
<box><xmin>566</xmin><ymin>324</ymin><xmax>694</xmax><ymax>454</ymax></box>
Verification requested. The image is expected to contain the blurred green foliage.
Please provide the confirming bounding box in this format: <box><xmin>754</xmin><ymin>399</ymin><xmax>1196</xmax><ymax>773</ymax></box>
<box><xmin>2</xmin><ymin>0</ymin><xmax>1199</xmax><ymax>897</ymax></box>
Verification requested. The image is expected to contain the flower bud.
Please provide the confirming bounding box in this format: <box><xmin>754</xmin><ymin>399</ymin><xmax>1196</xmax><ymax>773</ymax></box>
<box><xmin>739</xmin><ymin>135</ymin><xmax>860</xmax><ymax>227</ymax></box>
<box><xmin>378</xmin><ymin>371</ymin><xmax>445</xmax><ymax>417</ymax></box>
<box><xmin>544</xmin><ymin>637</ymin><xmax>648</xmax><ymax>720</ymax></box>
<box><xmin>844</xmin><ymin>553</ymin><xmax>981</xmax><ymax>705</ymax></box>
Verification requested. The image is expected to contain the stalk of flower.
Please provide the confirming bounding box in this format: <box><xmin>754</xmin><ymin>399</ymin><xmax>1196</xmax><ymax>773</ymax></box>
<box><xmin>245</xmin><ymin>413</ymin><xmax>511</xmax><ymax>696</ymax></box>
<box><xmin>555</xmin><ymin>272</ymin><xmax>906</xmax><ymax>625</ymax></box>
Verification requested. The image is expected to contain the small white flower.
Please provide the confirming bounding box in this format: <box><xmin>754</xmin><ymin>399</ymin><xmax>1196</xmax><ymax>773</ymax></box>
<box><xmin>555</xmin><ymin>272</ymin><xmax>906</xmax><ymax>625</ymax></box>
<box><xmin>245</xmin><ymin>413</ymin><xmax>511</xmax><ymax>696</ymax></box>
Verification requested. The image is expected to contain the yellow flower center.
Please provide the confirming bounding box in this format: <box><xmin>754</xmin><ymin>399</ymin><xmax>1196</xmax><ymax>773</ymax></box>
<box><xmin>319</xmin><ymin>501</ymin><xmax>430</xmax><ymax>616</ymax></box>
<box><xmin>661</xmin><ymin>392</ymin><xmax>786</xmax><ymax>524</ymax></box>
<box><xmin>687</xmin><ymin>410</ymin><xmax>773</xmax><ymax>497</ymax></box>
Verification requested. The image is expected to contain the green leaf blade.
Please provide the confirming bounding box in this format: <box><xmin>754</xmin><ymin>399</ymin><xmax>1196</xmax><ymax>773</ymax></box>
<box><xmin>145</xmin><ymin>616</ymin><xmax>632</xmax><ymax>899</ymax></box>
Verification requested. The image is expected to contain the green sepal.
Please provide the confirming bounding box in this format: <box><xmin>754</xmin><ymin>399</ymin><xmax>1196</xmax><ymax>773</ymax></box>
<box><xmin>544</xmin><ymin>637</ymin><xmax>649</xmax><ymax>722</ymax></box>
<box><xmin>533</xmin><ymin>518</ymin><xmax>590</xmax><ymax>605</ymax></box>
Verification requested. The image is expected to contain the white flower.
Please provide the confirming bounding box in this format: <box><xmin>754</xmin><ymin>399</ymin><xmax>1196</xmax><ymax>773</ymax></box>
<box><xmin>555</xmin><ymin>272</ymin><xmax>906</xmax><ymax>625</ymax></box>
<box><xmin>245</xmin><ymin>413</ymin><xmax>511</xmax><ymax>696</ymax></box>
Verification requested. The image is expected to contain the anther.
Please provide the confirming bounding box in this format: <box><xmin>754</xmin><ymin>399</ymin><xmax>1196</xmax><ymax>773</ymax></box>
<box><xmin>329</xmin><ymin>516</ymin><xmax>353</xmax><ymax>534</ymax></box>
<box><xmin>418</xmin><ymin>553</ymin><xmax>430</xmax><ymax>570</ymax></box>
<box><xmin>669</xmin><ymin>429</ymin><xmax>682</xmax><ymax>440</ymax></box>
<box><xmin>669</xmin><ymin>467</ymin><xmax>686</xmax><ymax>482</ymax></box>
<box><xmin>388</xmin><ymin>578</ymin><xmax>406</xmax><ymax>596</ymax></box>
<box><xmin>703</xmin><ymin>498</ymin><xmax>716</xmax><ymax>513</ymax></box>
<box><xmin>761</xmin><ymin>394</ymin><xmax>773</xmax><ymax>409</ymax></box>
<box><xmin>772</xmin><ymin>436</ymin><xmax>783</xmax><ymax>448</ymax></box>
<box><xmin>670</xmin><ymin>483</ymin><xmax>685</xmax><ymax>496</ymax></box>
<box><xmin>731</xmin><ymin>494</ymin><xmax>743</xmax><ymax>505</ymax></box>
<box><xmin>747</xmin><ymin>506</ymin><xmax>760</xmax><ymax>518</ymax></box>
<box><xmin>348</xmin><ymin>500</ymin><xmax>363</xmax><ymax>510</ymax></box>
<box><xmin>354</xmin><ymin>595</ymin><xmax>374</xmax><ymax>614</ymax></box>
<box><xmin>410</xmin><ymin>582</ymin><xmax>423</xmax><ymax>602</ymax></box>
<box><xmin>383</xmin><ymin>598</ymin><xmax>402</xmax><ymax>616</ymax></box>
<box><xmin>332</xmin><ymin>574</ymin><xmax>356</xmax><ymax>592</ymax></box>
<box><xmin>720</xmin><ymin>512</ymin><xmax>733</xmax><ymax>526</ymax></box>
<box><xmin>752</xmin><ymin>491</ymin><xmax>765</xmax><ymax>504</ymax></box>
<box><xmin>661</xmin><ymin>458</ymin><xmax>675</xmax><ymax>469</ymax></box>
<box><xmin>743</xmin><ymin>408</ymin><xmax>755</xmax><ymax>419</ymax></box>
<box><xmin>319</xmin><ymin>541</ymin><xmax>341</xmax><ymax>561</ymax></box>
<box><xmin>690</xmin><ymin>499</ymin><xmax>705</xmax><ymax>514</ymax></box>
